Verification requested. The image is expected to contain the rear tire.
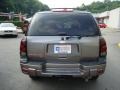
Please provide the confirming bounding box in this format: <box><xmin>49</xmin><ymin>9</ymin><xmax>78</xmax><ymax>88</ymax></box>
<box><xmin>29</xmin><ymin>75</ymin><xmax>39</xmax><ymax>80</ymax></box>
<box><xmin>90</xmin><ymin>75</ymin><xmax>99</xmax><ymax>80</ymax></box>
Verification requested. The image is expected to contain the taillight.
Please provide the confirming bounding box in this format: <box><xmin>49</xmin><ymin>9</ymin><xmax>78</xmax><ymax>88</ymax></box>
<box><xmin>99</xmin><ymin>37</ymin><xmax>107</xmax><ymax>57</ymax></box>
<box><xmin>20</xmin><ymin>37</ymin><xmax>26</xmax><ymax>53</ymax></box>
<box><xmin>20</xmin><ymin>37</ymin><xmax>27</xmax><ymax>63</ymax></box>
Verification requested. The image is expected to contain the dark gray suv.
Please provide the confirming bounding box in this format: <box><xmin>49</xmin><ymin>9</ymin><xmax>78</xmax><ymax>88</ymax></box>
<box><xmin>20</xmin><ymin>9</ymin><xmax>107</xmax><ymax>81</ymax></box>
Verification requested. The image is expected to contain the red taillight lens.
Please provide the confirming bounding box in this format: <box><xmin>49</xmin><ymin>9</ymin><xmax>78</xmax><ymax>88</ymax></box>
<box><xmin>20</xmin><ymin>37</ymin><xmax>27</xmax><ymax>53</ymax></box>
<box><xmin>99</xmin><ymin>38</ymin><xmax>107</xmax><ymax>57</ymax></box>
<box><xmin>20</xmin><ymin>37</ymin><xmax>27</xmax><ymax>63</ymax></box>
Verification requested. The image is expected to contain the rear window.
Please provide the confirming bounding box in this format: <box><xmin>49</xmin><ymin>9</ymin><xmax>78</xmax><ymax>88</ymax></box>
<box><xmin>28</xmin><ymin>12</ymin><xmax>100</xmax><ymax>36</ymax></box>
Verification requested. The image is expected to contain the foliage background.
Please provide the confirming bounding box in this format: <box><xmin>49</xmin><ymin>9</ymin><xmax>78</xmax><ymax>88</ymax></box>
<box><xmin>0</xmin><ymin>0</ymin><xmax>50</xmax><ymax>17</ymax></box>
<box><xmin>76</xmin><ymin>0</ymin><xmax>120</xmax><ymax>13</ymax></box>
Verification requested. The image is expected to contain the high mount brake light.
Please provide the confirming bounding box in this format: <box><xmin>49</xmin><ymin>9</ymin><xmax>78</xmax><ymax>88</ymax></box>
<box><xmin>51</xmin><ymin>8</ymin><xmax>74</xmax><ymax>12</ymax></box>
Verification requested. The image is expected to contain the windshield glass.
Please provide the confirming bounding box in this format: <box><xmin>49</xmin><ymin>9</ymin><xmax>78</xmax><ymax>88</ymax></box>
<box><xmin>28</xmin><ymin>12</ymin><xmax>100</xmax><ymax>36</ymax></box>
<box><xmin>0</xmin><ymin>23</ymin><xmax>15</xmax><ymax>27</ymax></box>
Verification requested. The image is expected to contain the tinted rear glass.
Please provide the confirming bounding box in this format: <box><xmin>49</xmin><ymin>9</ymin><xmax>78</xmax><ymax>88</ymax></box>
<box><xmin>28</xmin><ymin>12</ymin><xmax>100</xmax><ymax>36</ymax></box>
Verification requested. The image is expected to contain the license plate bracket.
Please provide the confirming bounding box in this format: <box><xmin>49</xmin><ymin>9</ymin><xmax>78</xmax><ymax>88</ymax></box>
<box><xmin>54</xmin><ymin>45</ymin><xmax>71</xmax><ymax>54</ymax></box>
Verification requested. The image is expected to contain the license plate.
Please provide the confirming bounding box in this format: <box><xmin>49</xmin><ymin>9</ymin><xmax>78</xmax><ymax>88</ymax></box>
<box><xmin>54</xmin><ymin>45</ymin><xmax>71</xmax><ymax>54</ymax></box>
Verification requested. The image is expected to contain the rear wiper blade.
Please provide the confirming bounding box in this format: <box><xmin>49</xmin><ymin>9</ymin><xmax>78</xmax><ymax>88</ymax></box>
<box><xmin>57</xmin><ymin>32</ymin><xmax>67</xmax><ymax>36</ymax></box>
<box><xmin>66</xmin><ymin>36</ymin><xmax>81</xmax><ymax>40</ymax></box>
<box><xmin>82</xmin><ymin>35</ymin><xmax>97</xmax><ymax>37</ymax></box>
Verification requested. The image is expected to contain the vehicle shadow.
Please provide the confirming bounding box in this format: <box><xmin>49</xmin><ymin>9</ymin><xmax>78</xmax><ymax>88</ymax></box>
<box><xmin>29</xmin><ymin>76</ymin><xmax>100</xmax><ymax>90</ymax></box>
<box><xmin>0</xmin><ymin>35</ymin><xmax>18</xmax><ymax>38</ymax></box>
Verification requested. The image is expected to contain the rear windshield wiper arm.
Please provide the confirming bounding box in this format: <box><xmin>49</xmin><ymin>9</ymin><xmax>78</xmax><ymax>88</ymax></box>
<box><xmin>57</xmin><ymin>32</ymin><xmax>81</xmax><ymax>39</ymax></box>
<box><xmin>66</xmin><ymin>36</ymin><xmax>81</xmax><ymax>40</ymax></box>
<box><xmin>57</xmin><ymin>32</ymin><xmax>67</xmax><ymax>36</ymax></box>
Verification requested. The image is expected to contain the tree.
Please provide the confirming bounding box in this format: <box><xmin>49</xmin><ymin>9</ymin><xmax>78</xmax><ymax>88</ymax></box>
<box><xmin>0</xmin><ymin>0</ymin><xmax>13</xmax><ymax>12</ymax></box>
<box><xmin>0</xmin><ymin>0</ymin><xmax>50</xmax><ymax>17</ymax></box>
<box><xmin>76</xmin><ymin>1</ymin><xmax>120</xmax><ymax>13</ymax></box>
<box><xmin>104</xmin><ymin>0</ymin><xmax>111</xmax><ymax>3</ymax></box>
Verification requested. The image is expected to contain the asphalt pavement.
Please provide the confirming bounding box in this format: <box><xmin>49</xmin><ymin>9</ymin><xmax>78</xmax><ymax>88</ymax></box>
<box><xmin>0</xmin><ymin>29</ymin><xmax>120</xmax><ymax>90</ymax></box>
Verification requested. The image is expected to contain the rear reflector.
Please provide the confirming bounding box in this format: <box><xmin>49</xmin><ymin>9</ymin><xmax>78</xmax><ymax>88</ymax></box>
<box><xmin>99</xmin><ymin>37</ymin><xmax>107</xmax><ymax>57</ymax></box>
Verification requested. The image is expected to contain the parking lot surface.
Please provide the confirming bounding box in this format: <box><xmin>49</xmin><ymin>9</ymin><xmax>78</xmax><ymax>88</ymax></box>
<box><xmin>0</xmin><ymin>29</ymin><xmax>120</xmax><ymax>90</ymax></box>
